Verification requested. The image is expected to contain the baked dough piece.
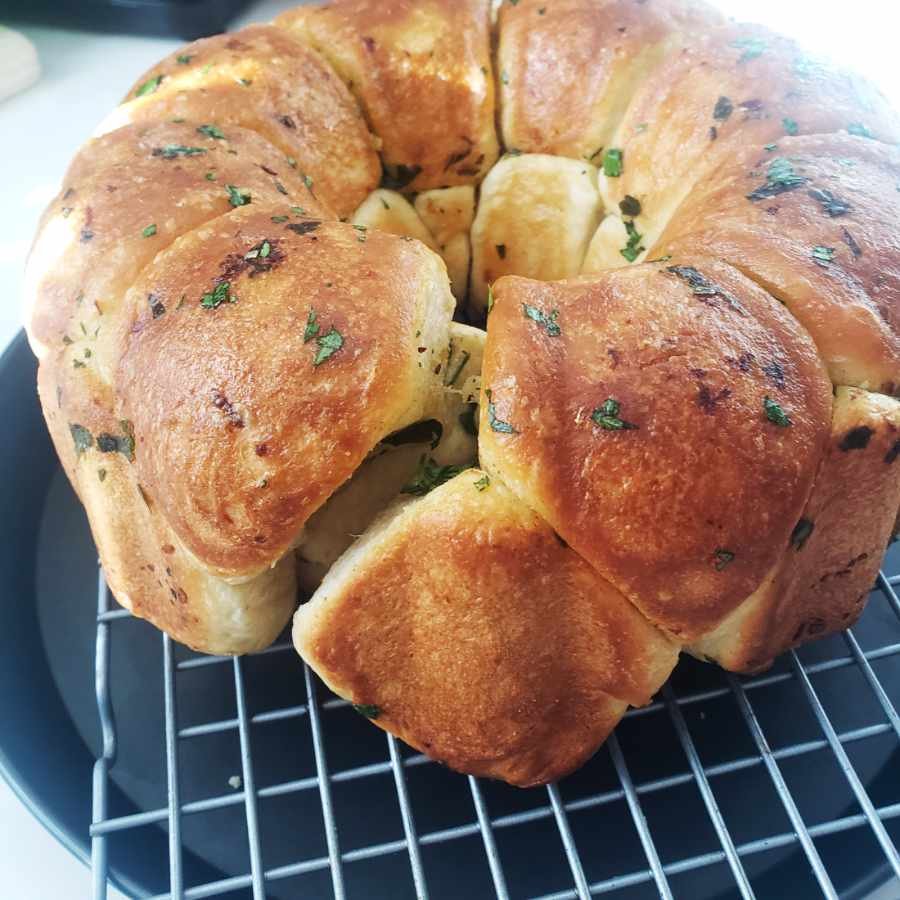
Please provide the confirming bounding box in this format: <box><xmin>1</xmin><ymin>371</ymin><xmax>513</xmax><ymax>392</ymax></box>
<box><xmin>24</xmin><ymin>120</ymin><xmax>326</xmax><ymax>360</ymax></box>
<box><xmin>496</xmin><ymin>0</ymin><xmax>722</xmax><ymax>160</ymax></box>
<box><xmin>105</xmin><ymin>25</ymin><xmax>379</xmax><ymax>217</ymax></box>
<box><xmin>276</xmin><ymin>0</ymin><xmax>498</xmax><ymax>191</ymax></box>
<box><xmin>38</xmin><ymin>348</ymin><xmax>297</xmax><ymax>655</ymax></box>
<box><xmin>654</xmin><ymin>134</ymin><xmax>900</xmax><ymax>395</ymax></box>
<box><xmin>415</xmin><ymin>187</ymin><xmax>476</xmax><ymax>302</ymax></box>
<box><xmin>351</xmin><ymin>189</ymin><xmax>437</xmax><ymax>249</ymax></box>
<box><xmin>479</xmin><ymin>259</ymin><xmax>832</xmax><ymax>640</ymax></box>
<box><xmin>600</xmin><ymin>21</ymin><xmax>900</xmax><ymax>250</ymax></box>
<box><xmin>294</xmin><ymin>471</ymin><xmax>678</xmax><ymax>786</ymax></box>
<box><xmin>115</xmin><ymin>209</ymin><xmax>455</xmax><ymax>580</ymax></box>
<box><xmin>691</xmin><ymin>387</ymin><xmax>900</xmax><ymax>672</ymax></box>
<box><xmin>469</xmin><ymin>154</ymin><xmax>602</xmax><ymax>315</ymax></box>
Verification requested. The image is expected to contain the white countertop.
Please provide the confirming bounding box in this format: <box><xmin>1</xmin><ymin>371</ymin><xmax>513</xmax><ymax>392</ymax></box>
<box><xmin>1</xmin><ymin>1</ymin><xmax>899</xmax><ymax>897</ymax></box>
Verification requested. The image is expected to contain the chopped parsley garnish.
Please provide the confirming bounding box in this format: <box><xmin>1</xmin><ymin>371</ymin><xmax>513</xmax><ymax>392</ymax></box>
<box><xmin>70</xmin><ymin>423</ymin><xmax>94</xmax><ymax>456</ymax></box>
<box><xmin>713</xmin><ymin>96</ymin><xmax>733</xmax><ymax>120</ymax></box>
<box><xmin>176</xmin><ymin>54</ymin><xmax>193</xmax><ymax>64</ymax></box>
<box><xmin>619</xmin><ymin>195</ymin><xmax>642</xmax><ymax>217</ymax></box>
<box><xmin>96</xmin><ymin>421</ymin><xmax>136</xmax><ymax>460</ymax></box>
<box><xmin>763</xmin><ymin>396</ymin><xmax>792</xmax><ymax>427</ymax></box>
<box><xmin>303</xmin><ymin>174</ymin><xmax>314</xmax><ymax>190</ymax></box>
<box><xmin>225</xmin><ymin>184</ymin><xmax>251</xmax><ymax>207</ymax></box>
<box><xmin>764</xmin><ymin>143</ymin><xmax>778</xmax><ymax>152</ymax></box>
<box><xmin>353</xmin><ymin>224</ymin><xmax>368</xmax><ymax>243</ymax></box>
<box><xmin>485</xmin><ymin>390</ymin><xmax>517</xmax><ymax>434</ymax></box>
<box><xmin>271</xmin><ymin>215</ymin><xmax>288</xmax><ymax>223</ymax></box>
<box><xmin>665</xmin><ymin>265</ymin><xmax>746</xmax><ymax>314</ymax></box>
<box><xmin>352</xmin><ymin>704</ymin><xmax>381</xmax><ymax>719</ymax></box>
<box><xmin>731</xmin><ymin>36</ymin><xmax>766</xmax><ymax>62</ymax></box>
<box><xmin>303</xmin><ymin>309</ymin><xmax>320</xmax><ymax>343</ymax></box>
<box><xmin>847</xmin><ymin>122</ymin><xmax>874</xmax><ymax>139</ymax></box>
<box><xmin>474</xmin><ymin>474</ymin><xmax>490</xmax><ymax>491</ymax></box>
<box><xmin>746</xmin><ymin>156</ymin><xmax>807</xmax><ymax>201</ymax></box>
<box><xmin>522</xmin><ymin>303</ymin><xmax>561</xmax><ymax>336</ymax></box>
<box><xmin>807</xmin><ymin>187</ymin><xmax>850</xmax><ymax>217</ymax></box>
<box><xmin>500</xmin><ymin>69</ymin><xmax>510</xmax><ymax>85</ymax></box>
<box><xmin>153</xmin><ymin>144</ymin><xmax>207</xmax><ymax>159</ymax></box>
<box><xmin>602</xmin><ymin>148</ymin><xmax>623</xmax><ymax>178</ymax></box>
<box><xmin>243</xmin><ymin>240</ymin><xmax>271</xmax><ymax>261</ymax></box>
<box><xmin>197</xmin><ymin>124</ymin><xmax>225</xmax><ymax>139</ymax></box>
<box><xmin>713</xmin><ymin>548</ymin><xmax>735</xmax><ymax>570</ymax></box>
<box><xmin>286</xmin><ymin>220</ymin><xmax>322</xmax><ymax>235</ymax></box>
<box><xmin>313</xmin><ymin>327</ymin><xmax>343</xmax><ymax>366</ymax></box>
<box><xmin>205</xmin><ymin>171</ymin><xmax>217</xmax><ymax>181</ymax></box>
<box><xmin>811</xmin><ymin>245</ymin><xmax>836</xmax><ymax>265</ymax></box>
<box><xmin>401</xmin><ymin>456</ymin><xmax>465</xmax><ymax>496</ymax></box>
<box><xmin>200</xmin><ymin>281</ymin><xmax>235</xmax><ymax>309</ymax></box>
<box><xmin>790</xmin><ymin>518</ymin><xmax>815</xmax><ymax>550</ymax></box>
<box><xmin>783</xmin><ymin>117</ymin><xmax>799</xmax><ymax>135</ymax></box>
<box><xmin>290</xmin><ymin>206</ymin><xmax>307</xmax><ymax>215</ymax></box>
<box><xmin>591</xmin><ymin>397</ymin><xmax>637</xmax><ymax>431</ymax></box>
<box><xmin>620</xmin><ymin>220</ymin><xmax>645</xmax><ymax>263</ymax></box>
<box><xmin>135</xmin><ymin>75</ymin><xmax>163</xmax><ymax>97</ymax></box>
<box><xmin>142</xmin><ymin>224</ymin><xmax>157</xmax><ymax>238</ymax></box>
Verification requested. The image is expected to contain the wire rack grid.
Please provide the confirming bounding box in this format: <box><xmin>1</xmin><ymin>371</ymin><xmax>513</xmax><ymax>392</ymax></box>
<box><xmin>88</xmin><ymin>555</ymin><xmax>900</xmax><ymax>900</ymax></box>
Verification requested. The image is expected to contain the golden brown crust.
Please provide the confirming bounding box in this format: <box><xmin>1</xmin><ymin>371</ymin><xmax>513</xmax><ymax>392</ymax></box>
<box><xmin>654</xmin><ymin>134</ymin><xmax>900</xmax><ymax>395</ymax></box>
<box><xmin>276</xmin><ymin>0</ymin><xmax>498</xmax><ymax>191</ymax></box>
<box><xmin>479</xmin><ymin>259</ymin><xmax>832</xmax><ymax>640</ymax></box>
<box><xmin>497</xmin><ymin>0</ymin><xmax>722</xmax><ymax>160</ymax></box>
<box><xmin>116</xmin><ymin>209</ymin><xmax>454</xmax><ymax>578</ymax></box>
<box><xmin>602</xmin><ymin>21</ymin><xmax>900</xmax><ymax>245</ymax></box>
<box><xmin>294</xmin><ymin>472</ymin><xmax>678</xmax><ymax>786</ymax></box>
<box><xmin>110</xmin><ymin>25</ymin><xmax>379</xmax><ymax>217</ymax></box>
<box><xmin>24</xmin><ymin>120</ymin><xmax>326</xmax><ymax>360</ymax></box>
<box><xmin>691</xmin><ymin>387</ymin><xmax>900</xmax><ymax>672</ymax></box>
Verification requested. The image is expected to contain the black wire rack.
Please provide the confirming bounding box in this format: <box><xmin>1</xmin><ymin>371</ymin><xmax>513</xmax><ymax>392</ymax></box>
<box><xmin>89</xmin><ymin>551</ymin><xmax>900</xmax><ymax>900</ymax></box>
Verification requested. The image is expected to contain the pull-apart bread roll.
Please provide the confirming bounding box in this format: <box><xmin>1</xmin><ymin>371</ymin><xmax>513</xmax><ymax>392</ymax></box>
<box><xmin>593</xmin><ymin>21</ymin><xmax>900</xmax><ymax>260</ymax></box>
<box><xmin>103</xmin><ymin>25</ymin><xmax>380</xmax><ymax>218</ymax></box>
<box><xmin>26</xmin><ymin>0</ymin><xmax>900</xmax><ymax>785</ymax></box>
<box><xmin>276</xmin><ymin>0</ymin><xmax>498</xmax><ymax>191</ymax></box>
<box><xmin>295</xmin><ymin>473</ymin><xmax>678</xmax><ymax>786</ymax></box>
<box><xmin>654</xmin><ymin>135</ymin><xmax>900</xmax><ymax>395</ymax></box>
<box><xmin>480</xmin><ymin>260</ymin><xmax>833</xmax><ymax>641</ymax></box>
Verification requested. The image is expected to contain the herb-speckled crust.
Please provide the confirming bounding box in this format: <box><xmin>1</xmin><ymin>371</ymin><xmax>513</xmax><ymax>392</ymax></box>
<box><xmin>276</xmin><ymin>0</ymin><xmax>498</xmax><ymax>191</ymax></box>
<box><xmin>25</xmin><ymin>121</ymin><xmax>327</xmax><ymax>360</ymax></box>
<box><xmin>111</xmin><ymin>25</ymin><xmax>380</xmax><ymax>218</ymax></box>
<box><xmin>294</xmin><ymin>472</ymin><xmax>678</xmax><ymax>786</ymax></box>
<box><xmin>38</xmin><ymin>348</ymin><xmax>297</xmax><ymax>654</ymax></box>
<box><xmin>691</xmin><ymin>387</ymin><xmax>900</xmax><ymax>672</ymax></box>
<box><xmin>654</xmin><ymin>134</ymin><xmax>900</xmax><ymax>395</ymax></box>
<box><xmin>497</xmin><ymin>0</ymin><xmax>722</xmax><ymax>161</ymax></box>
<box><xmin>479</xmin><ymin>260</ymin><xmax>833</xmax><ymax>640</ymax></box>
<box><xmin>116</xmin><ymin>209</ymin><xmax>454</xmax><ymax>579</ymax></box>
<box><xmin>601</xmin><ymin>21</ymin><xmax>900</xmax><ymax>246</ymax></box>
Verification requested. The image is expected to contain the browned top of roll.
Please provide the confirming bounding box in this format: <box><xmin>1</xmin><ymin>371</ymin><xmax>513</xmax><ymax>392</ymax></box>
<box><xmin>25</xmin><ymin>120</ymin><xmax>326</xmax><ymax>358</ymax></box>
<box><xmin>295</xmin><ymin>472</ymin><xmax>678</xmax><ymax>786</ymax></box>
<box><xmin>479</xmin><ymin>258</ymin><xmax>833</xmax><ymax>640</ymax></box>
<box><xmin>116</xmin><ymin>209</ymin><xmax>453</xmax><ymax>578</ymax></box>
<box><xmin>655</xmin><ymin>134</ymin><xmax>900</xmax><ymax>395</ymax></box>
<box><xmin>276</xmin><ymin>0</ymin><xmax>498</xmax><ymax>191</ymax></box>
<box><xmin>497</xmin><ymin>0</ymin><xmax>722</xmax><ymax>159</ymax></box>
<box><xmin>114</xmin><ymin>25</ymin><xmax>380</xmax><ymax>217</ymax></box>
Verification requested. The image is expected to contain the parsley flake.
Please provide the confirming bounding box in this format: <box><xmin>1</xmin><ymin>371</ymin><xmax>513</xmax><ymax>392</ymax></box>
<box><xmin>486</xmin><ymin>390</ymin><xmax>518</xmax><ymax>434</ymax></box>
<box><xmin>620</xmin><ymin>219</ymin><xmax>645</xmax><ymax>263</ymax></box>
<box><xmin>200</xmin><ymin>281</ymin><xmax>235</xmax><ymax>309</ymax></box>
<box><xmin>746</xmin><ymin>156</ymin><xmax>807</xmax><ymax>201</ymax></box>
<box><xmin>591</xmin><ymin>397</ymin><xmax>637</xmax><ymax>431</ymax></box>
<box><xmin>807</xmin><ymin>188</ymin><xmax>850</xmax><ymax>217</ymax></box>
<box><xmin>602</xmin><ymin>148</ymin><xmax>623</xmax><ymax>178</ymax></box>
<box><xmin>522</xmin><ymin>303</ymin><xmax>561</xmax><ymax>336</ymax></box>
<box><xmin>176</xmin><ymin>54</ymin><xmax>193</xmax><ymax>64</ymax></box>
<box><xmin>474</xmin><ymin>474</ymin><xmax>490</xmax><ymax>492</ymax></box>
<box><xmin>142</xmin><ymin>224</ymin><xmax>157</xmax><ymax>238</ymax></box>
<box><xmin>783</xmin><ymin>117</ymin><xmax>799</xmax><ymax>135</ymax></box>
<box><xmin>205</xmin><ymin>171</ymin><xmax>217</xmax><ymax>181</ymax></box>
<box><xmin>135</xmin><ymin>75</ymin><xmax>163</xmax><ymax>97</ymax></box>
<box><xmin>713</xmin><ymin>96</ymin><xmax>733</xmax><ymax>121</ymax></box>
<box><xmin>763</xmin><ymin>396</ymin><xmax>792</xmax><ymax>427</ymax></box>
<box><xmin>811</xmin><ymin>245</ymin><xmax>836</xmax><ymax>265</ymax></box>
<box><xmin>401</xmin><ymin>456</ymin><xmax>465</xmax><ymax>496</ymax></box>
<box><xmin>764</xmin><ymin>143</ymin><xmax>778</xmax><ymax>152</ymax></box>
<box><xmin>847</xmin><ymin>122</ymin><xmax>874</xmax><ymax>139</ymax></box>
<box><xmin>153</xmin><ymin>144</ymin><xmax>207</xmax><ymax>159</ymax></box>
<box><xmin>197</xmin><ymin>124</ymin><xmax>225</xmax><ymax>140</ymax></box>
<box><xmin>353</xmin><ymin>704</ymin><xmax>381</xmax><ymax>719</ymax></box>
<box><xmin>713</xmin><ymin>548</ymin><xmax>735</xmax><ymax>570</ymax></box>
<box><xmin>731</xmin><ymin>36</ymin><xmax>766</xmax><ymax>62</ymax></box>
<box><xmin>225</xmin><ymin>184</ymin><xmax>251</xmax><ymax>207</ymax></box>
<box><xmin>271</xmin><ymin>215</ymin><xmax>288</xmax><ymax>223</ymax></box>
<box><xmin>313</xmin><ymin>327</ymin><xmax>343</xmax><ymax>366</ymax></box>
<box><xmin>70</xmin><ymin>423</ymin><xmax>94</xmax><ymax>456</ymax></box>
<box><xmin>303</xmin><ymin>309</ymin><xmax>320</xmax><ymax>343</ymax></box>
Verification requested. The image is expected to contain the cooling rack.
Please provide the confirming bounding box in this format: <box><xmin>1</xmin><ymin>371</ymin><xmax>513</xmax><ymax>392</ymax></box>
<box><xmin>89</xmin><ymin>546</ymin><xmax>900</xmax><ymax>900</ymax></box>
